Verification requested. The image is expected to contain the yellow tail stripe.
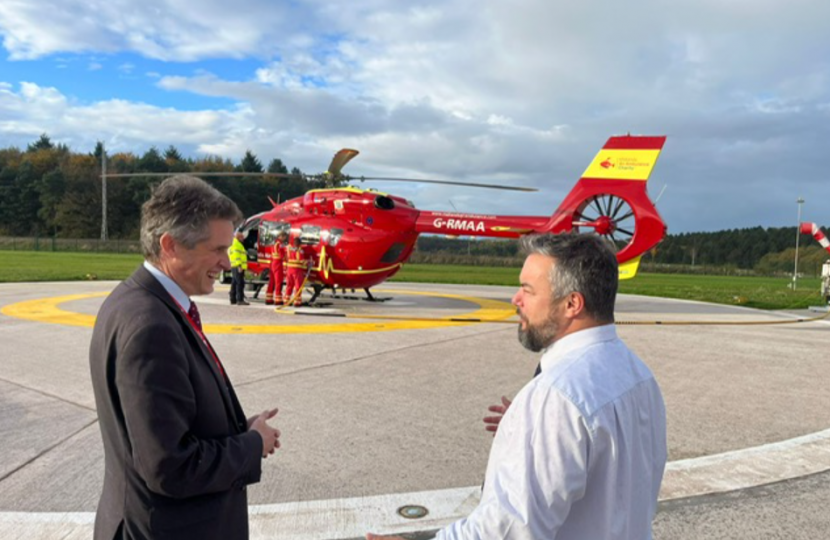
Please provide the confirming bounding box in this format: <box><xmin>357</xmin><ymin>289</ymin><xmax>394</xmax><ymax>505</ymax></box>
<box><xmin>618</xmin><ymin>256</ymin><xmax>642</xmax><ymax>280</ymax></box>
<box><xmin>582</xmin><ymin>149</ymin><xmax>662</xmax><ymax>181</ymax></box>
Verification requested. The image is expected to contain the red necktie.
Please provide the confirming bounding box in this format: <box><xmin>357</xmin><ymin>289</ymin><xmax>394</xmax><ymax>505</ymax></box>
<box><xmin>187</xmin><ymin>301</ymin><xmax>225</xmax><ymax>378</ymax></box>
<box><xmin>188</xmin><ymin>301</ymin><xmax>203</xmax><ymax>331</ymax></box>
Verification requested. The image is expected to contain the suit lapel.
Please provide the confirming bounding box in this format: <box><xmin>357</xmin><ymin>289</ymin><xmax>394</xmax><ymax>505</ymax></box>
<box><xmin>130</xmin><ymin>266</ymin><xmax>244</xmax><ymax>431</ymax></box>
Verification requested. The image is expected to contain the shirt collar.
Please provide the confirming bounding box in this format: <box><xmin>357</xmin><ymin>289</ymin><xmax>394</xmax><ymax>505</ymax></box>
<box><xmin>539</xmin><ymin>324</ymin><xmax>617</xmax><ymax>372</ymax></box>
<box><xmin>143</xmin><ymin>260</ymin><xmax>191</xmax><ymax>311</ymax></box>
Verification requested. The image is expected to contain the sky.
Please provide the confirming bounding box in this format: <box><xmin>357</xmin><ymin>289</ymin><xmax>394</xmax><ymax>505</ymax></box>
<box><xmin>1</xmin><ymin>0</ymin><xmax>829</xmax><ymax>234</ymax></box>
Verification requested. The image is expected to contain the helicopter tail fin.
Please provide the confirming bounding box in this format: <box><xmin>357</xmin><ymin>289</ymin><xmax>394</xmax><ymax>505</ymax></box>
<box><xmin>546</xmin><ymin>135</ymin><xmax>668</xmax><ymax>279</ymax></box>
<box><xmin>579</xmin><ymin>135</ymin><xmax>665</xmax><ymax>182</ymax></box>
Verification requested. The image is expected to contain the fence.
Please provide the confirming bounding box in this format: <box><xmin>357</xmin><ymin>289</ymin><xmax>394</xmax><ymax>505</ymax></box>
<box><xmin>0</xmin><ymin>236</ymin><xmax>142</xmax><ymax>254</ymax></box>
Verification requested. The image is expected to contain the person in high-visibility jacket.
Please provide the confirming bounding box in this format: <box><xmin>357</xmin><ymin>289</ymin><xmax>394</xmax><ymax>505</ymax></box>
<box><xmin>265</xmin><ymin>231</ymin><xmax>288</xmax><ymax>305</ymax></box>
<box><xmin>284</xmin><ymin>236</ymin><xmax>310</xmax><ymax>307</ymax></box>
<box><xmin>228</xmin><ymin>231</ymin><xmax>249</xmax><ymax>305</ymax></box>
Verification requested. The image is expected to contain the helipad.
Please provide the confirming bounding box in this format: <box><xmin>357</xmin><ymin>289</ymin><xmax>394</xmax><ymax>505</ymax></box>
<box><xmin>1</xmin><ymin>281</ymin><xmax>829</xmax><ymax>539</ymax></box>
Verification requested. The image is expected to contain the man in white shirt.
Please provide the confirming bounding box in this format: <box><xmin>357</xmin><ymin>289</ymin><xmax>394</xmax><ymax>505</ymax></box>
<box><xmin>368</xmin><ymin>233</ymin><xmax>667</xmax><ymax>539</ymax></box>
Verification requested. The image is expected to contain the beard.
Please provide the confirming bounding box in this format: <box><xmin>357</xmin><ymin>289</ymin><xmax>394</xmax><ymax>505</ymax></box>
<box><xmin>517</xmin><ymin>308</ymin><xmax>560</xmax><ymax>352</ymax></box>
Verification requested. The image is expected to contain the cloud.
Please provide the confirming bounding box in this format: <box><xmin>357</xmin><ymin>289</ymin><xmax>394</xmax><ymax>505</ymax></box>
<box><xmin>0</xmin><ymin>0</ymin><xmax>313</xmax><ymax>61</ymax></box>
<box><xmin>0</xmin><ymin>0</ymin><xmax>829</xmax><ymax>231</ymax></box>
<box><xmin>0</xmin><ymin>81</ymin><xmax>246</xmax><ymax>155</ymax></box>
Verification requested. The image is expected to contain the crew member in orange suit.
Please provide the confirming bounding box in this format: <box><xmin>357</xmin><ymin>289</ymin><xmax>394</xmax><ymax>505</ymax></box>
<box><xmin>284</xmin><ymin>236</ymin><xmax>310</xmax><ymax>307</ymax></box>
<box><xmin>265</xmin><ymin>231</ymin><xmax>288</xmax><ymax>305</ymax></box>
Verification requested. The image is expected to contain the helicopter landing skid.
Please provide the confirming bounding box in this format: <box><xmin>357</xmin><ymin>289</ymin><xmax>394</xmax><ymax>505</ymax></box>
<box><xmin>362</xmin><ymin>288</ymin><xmax>392</xmax><ymax>302</ymax></box>
<box><xmin>306</xmin><ymin>287</ymin><xmax>393</xmax><ymax>304</ymax></box>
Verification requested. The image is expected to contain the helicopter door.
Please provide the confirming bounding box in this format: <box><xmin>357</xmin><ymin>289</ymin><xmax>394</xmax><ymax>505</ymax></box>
<box><xmin>238</xmin><ymin>218</ymin><xmax>261</xmax><ymax>261</ymax></box>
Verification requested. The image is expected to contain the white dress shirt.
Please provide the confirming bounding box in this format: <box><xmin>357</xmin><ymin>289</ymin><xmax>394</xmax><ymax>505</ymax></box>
<box><xmin>437</xmin><ymin>324</ymin><xmax>667</xmax><ymax>539</ymax></box>
<box><xmin>143</xmin><ymin>261</ymin><xmax>191</xmax><ymax>312</ymax></box>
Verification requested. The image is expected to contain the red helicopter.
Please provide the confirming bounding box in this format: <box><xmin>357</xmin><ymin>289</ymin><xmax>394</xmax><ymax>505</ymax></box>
<box><xmin>231</xmin><ymin>134</ymin><xmax>668</xmax><ymax>303</ymax></box>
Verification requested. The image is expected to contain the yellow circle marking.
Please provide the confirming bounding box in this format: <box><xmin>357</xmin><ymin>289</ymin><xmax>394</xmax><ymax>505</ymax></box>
<box><xmin>1</xmin><ymin>289</ymin><xmax>516</xmax><ymax>334</ymax></box>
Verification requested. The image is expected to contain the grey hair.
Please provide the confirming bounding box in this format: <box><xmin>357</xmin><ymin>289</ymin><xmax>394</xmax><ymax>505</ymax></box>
<box><xmin>519</xmin><ymin>233</ymin><xmax>618</xmax><ymax>323</ymax></box>
<box><xmin>140</xmin><ymin>175</ymin><xmax>242</xmax><ymax>262</ymax></box>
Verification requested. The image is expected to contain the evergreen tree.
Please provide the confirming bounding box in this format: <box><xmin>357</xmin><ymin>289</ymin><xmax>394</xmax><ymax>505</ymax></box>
<box><xmin>27</xmin><ymin>134</ymin><xmax>54</xmax><ymax>153</ymax></box>
<box><xmin>267</xmin><ymin>158</ymin><xmax>288</xmax><ymax>174</ymax></box>
<box><xmin>137</xmin><ymin>147</ymin><xmax>167</xmax><ymax>173</ymax></box>
<box><xmin>37</xmin><ymin>169</ymin><xmax>66</xmax><ymax>236</ymax></box>
<box><xmin>239</xmin><ymin>150</ymin><xmax>263</xmax><ymax>173</ymax></box>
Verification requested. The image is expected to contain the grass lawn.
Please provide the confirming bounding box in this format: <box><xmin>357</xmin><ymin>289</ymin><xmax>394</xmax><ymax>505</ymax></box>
<box><xmin>392</xmin><ymin>265</ymin><xmax>824</xmax><ymax>310</ymax></box>
<box><xmin>1</xmin><ymin>251</ymin><xmax>824</xmax><ymax>310</ymax></box>
<box><xmin>0</xmin><ymin>251</ymin><xmax>144</xmax><ymax>282</ymax></box>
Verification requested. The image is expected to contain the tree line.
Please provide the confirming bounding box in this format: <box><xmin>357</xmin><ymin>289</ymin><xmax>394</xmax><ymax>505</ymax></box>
<box><xmin>0</xmin><ymin>134</ymin><xmax>328</xmax><ymax>239</ymax></box>
<box><xmin>1</xmin><ymin>135</ymin><xmax>827</xmax><ymax>275</ymax></box>
<box><xmin>414</xmin><ymin>227</ymin><xmax>830</xmax><ymax>275</ymax></box>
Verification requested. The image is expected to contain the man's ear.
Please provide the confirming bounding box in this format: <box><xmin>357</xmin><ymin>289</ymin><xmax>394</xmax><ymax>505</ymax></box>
<box><xmin>159</xmin><ymin>232</ymin><xmax>177</xmax><ymax>258</ymax></box>
<box><xmin>564</xmin><ymin>291</ymin><xmax>586</xmax><ymax>318</ymax></box>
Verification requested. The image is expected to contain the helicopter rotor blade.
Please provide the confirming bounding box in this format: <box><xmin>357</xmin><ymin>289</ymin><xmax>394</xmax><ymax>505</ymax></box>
<box><xmin>346</xmin><ymin>176</ymin><xmax>537</xmax><ymax>192</ymax></box>
<box><xmin>101</xmin><ymin>171</ymin><xmax>305</xmax><ymax>179</ymax></box>
<box><xmin>326</xmin><ymin>149</ymin><xmax>360</xmax><ymax>179</ymax></box>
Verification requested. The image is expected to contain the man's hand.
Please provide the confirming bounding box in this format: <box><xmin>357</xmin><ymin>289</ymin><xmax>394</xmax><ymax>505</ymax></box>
<box><xmin>483</xmin><ymin>396</ymin><xmax>512</xmax><ymax>436</ymax></box>
<box><xmin>249</xmin><ymin>408</ymin><xmax>280</xmax><ymax>458</ymax></box>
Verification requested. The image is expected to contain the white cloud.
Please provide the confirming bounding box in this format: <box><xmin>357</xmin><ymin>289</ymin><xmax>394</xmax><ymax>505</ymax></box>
<box><xmin>0</xmin><ymin>81</ymin><xmax>247</xmax><ymax>155</ymax></box>
<box><xmin>0</xmin><ymin>0</ymin><xmax>829</xmax><ymax>231</ymax></box>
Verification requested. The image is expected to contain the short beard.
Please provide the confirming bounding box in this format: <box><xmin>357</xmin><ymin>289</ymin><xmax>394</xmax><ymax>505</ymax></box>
<box><xmin>517</xmin><ymin>309</ymin><xmax>560</xmax><ymax>352</ymax></box>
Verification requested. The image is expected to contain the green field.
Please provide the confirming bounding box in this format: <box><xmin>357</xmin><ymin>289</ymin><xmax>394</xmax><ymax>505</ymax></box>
<box><xmin>0</xmin><ymin>250</ymin><xmax>823</xmax><ymax>310</ymax></box>
<box><xmin>390</xmin><ymin>264</ymin><xmax>823</xmax><ymax>309</ymax></box>
<box><xmin>0</xmin><ymin>251</ymin><xmax>144</xmax><ymax>282</ymax></box>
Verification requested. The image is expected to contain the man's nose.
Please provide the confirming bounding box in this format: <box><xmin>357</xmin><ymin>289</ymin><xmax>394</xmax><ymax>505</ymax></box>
<box><xmin>511</xmin><ymin>290</ymin><xmax>521</xmax><ymax>307</ymax></box>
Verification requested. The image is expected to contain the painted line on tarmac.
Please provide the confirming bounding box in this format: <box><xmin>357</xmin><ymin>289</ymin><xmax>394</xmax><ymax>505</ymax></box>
<box><xmin>3</xmin><ymin>429</ymin><xmax>830</xmax><ymax>539</ymax></box>
<box><xmin>0</xmin><ymin>289</ymin><xmax>516</xmax><ymax>334</ymax></box>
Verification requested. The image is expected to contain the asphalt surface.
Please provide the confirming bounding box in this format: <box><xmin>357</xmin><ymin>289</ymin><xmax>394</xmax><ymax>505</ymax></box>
<box><xmin>1</xmin><ymin>280</ymin><xmax>829</xmax><ymax>539</ymax></box>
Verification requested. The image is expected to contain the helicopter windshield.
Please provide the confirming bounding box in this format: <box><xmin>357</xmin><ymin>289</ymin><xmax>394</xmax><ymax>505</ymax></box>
<box><xmin>300</xmin><ymin>225</ymin><xmax>321</xmax><ymax>245</ymax></box>
<box><xmin>259</xmin><ymin>221</ymin><xmax>290</xmax><ymax>246</ymax></box>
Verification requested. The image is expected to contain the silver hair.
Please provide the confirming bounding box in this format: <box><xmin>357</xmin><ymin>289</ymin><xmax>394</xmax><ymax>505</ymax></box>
<box><xmin>140</xmin><ymin>175</ymin><xmax>242</xmax><ymax>262</ymax></box>
<box><xmin>518</xmin><ymin>233</ymin><xmax>618</xmax><ymax>323</ymax></box>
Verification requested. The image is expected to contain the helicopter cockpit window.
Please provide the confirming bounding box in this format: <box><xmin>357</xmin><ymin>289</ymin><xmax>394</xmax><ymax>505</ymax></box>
<box><xmin>326</xmin><ymin>228</ymin><xmax>344</xmax><ymax>247</ymax></box>
<box><xmin>259</xmin><ymin>221</ymin><xmax>290</xmax><ymax>247</ymax></box>
<box><xmin>300</xmin><ymin>225</ymin><xmax>321</xmax><ymax>245</ymax></box>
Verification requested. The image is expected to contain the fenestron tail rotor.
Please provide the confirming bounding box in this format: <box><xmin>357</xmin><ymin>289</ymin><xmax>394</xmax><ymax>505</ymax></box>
<box><xmin>572</xmin><ymin>194</ymin><xmax>636</xmax><ymax>253</ymax></box>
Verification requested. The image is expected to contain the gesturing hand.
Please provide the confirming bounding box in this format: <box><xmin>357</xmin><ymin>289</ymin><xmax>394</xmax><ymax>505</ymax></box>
<box><xmin>249</xmin><ymin>408</ymin><xmax>281</xmax><ymax>458</ymax></box>
<box><xmin>483</xmin><ymin>396</ymin><xmax>512</xmax><ymax>436</ymax></box>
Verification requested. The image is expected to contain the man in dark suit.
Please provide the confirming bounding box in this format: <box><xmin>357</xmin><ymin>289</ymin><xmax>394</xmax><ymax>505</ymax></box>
<box><xmin>90</xmin><ymin>175</ymin><xmax>281</xmax><ymax>539</ymax></box>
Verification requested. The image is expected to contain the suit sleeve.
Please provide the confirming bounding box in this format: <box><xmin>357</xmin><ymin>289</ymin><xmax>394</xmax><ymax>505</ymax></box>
<box><xmin>116</xmin><ymin>320</ymin><xmax>263</xmax><ymax>499</ymax></box>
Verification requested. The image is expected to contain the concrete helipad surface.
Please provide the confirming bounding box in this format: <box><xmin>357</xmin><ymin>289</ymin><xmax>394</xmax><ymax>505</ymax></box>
<box><xmin>1</xmin><ymin>280</ymin><xmax>830</xmax><ymax>539</ymax></box>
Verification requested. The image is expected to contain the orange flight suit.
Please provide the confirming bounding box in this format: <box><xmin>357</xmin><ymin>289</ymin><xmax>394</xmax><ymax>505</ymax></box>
<box><xmin>265</xmin><ymin>242</ymin><xmax>286</xmax><ymax>305</ymax></box>
<box><xmin>284</xmin><ymin>244</ymin><xmax>309</xmax><ymax>307</ymax></box>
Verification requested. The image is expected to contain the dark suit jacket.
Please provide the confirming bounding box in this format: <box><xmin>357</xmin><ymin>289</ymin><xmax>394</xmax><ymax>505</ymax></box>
<box><xmin>89</xmin><ymin>265</ymin><xmax>263</xmax><ymax>540</ymax></box>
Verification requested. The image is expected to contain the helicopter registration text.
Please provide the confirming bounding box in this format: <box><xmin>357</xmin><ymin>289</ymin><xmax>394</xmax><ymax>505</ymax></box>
<box><xmin>432</xmin><ymin>218</ymin><xmax>486</xmax><ymax>232</ymax></box>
